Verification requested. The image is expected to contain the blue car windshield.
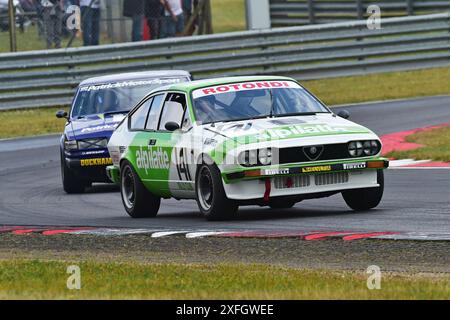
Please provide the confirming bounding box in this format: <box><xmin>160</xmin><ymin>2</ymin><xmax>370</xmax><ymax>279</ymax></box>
<box><xmin>192</xmin><ymin>81</ymin><xmax>329</xmax><ymax>124</ymax></box>
<box><xmin>71</xmin><ymin>78</ymin><xmax>187</xmax><ymax>118</ymax></box>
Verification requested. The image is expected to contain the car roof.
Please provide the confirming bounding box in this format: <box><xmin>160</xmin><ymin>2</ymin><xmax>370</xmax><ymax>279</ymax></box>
<box><xmin>79</xmin><ymin>70</ymin><xmax>191</xmax><ymax>86</ymax></box>
<box><xmin>154</xmin><ymin>75</ymin><xmax>296</xmax><ymax>93</ymax></box>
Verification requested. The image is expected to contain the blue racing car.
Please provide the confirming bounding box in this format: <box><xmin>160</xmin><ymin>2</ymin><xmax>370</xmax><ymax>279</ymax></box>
<box><xmin>56</xmin><ymin>70</ymin><xmax>191</xmax><ymax>193</ymax></box>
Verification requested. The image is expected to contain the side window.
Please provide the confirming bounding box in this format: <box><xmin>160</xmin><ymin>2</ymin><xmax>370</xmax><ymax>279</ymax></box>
<box><xmin>158</xmin><ymin>93</ymin><xmax>187</xmax><ymax>131</ymax></box>
<box><xmin>129</xmin><ymin>98</ymin><xmax>152</xmax><ymax>130</ymax></box>
<box><xmin>145</xmin><ymin>94</ymin><xmax>165</xmax><ymax>130</ymax></box>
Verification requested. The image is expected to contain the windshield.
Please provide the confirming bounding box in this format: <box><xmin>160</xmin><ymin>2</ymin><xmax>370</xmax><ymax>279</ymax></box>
<box><xmin>71</xmin><ymin>78</ymin><xmax>188</xmax><ymax>118</ymax></box>
<box><xmin>192</xmin><ymin>81</ymin><xmax>329</xmax><ymax>124</ymax></box>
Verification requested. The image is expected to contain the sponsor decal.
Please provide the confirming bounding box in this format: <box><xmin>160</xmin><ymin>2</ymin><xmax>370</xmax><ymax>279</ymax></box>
<box><xmin>80</xmin><ymin>158</ymin><xmax>113</xmax><ymax>166</ymax></box>
<box><xmin>264</xmin><ymin>124</ymin><xmax>351</xmax><ymax>139</ymax></box>
<box><xmin>193</xmin><ymin>81</ymin><xmax>301</xmax><ymax>98</ymax></box>
<box><xmin>301</xmin><ymin>165</ymin><xmax>331</xmax><ymax>173</ymax></box>
<box><xmin>81</xmin><ymin>150</ymin><xmax>105</xmax><ymax>155</ymax></box>
<box><xmin>262</xmin><ymin>168</ymin><xmax>290</xmax><ymax>175</ymax></box>
<box><xmin>81</xmin><ymin>124</ymin><xmax>117</xmax><ymax>133</ymax></box>
<box><xmin>343</xmin><ymin>162</ymin><xmax>367</xmax><ymax>170</ymax></box>
<box><xmin>80</xmin><ymin>78</ymin><xmax>183</xmax><ymax>92</ymax></box>
<box><xmin>136</xmin><ymin>146</ymin><xmax>170</xmax><ymax>173</ymax></box>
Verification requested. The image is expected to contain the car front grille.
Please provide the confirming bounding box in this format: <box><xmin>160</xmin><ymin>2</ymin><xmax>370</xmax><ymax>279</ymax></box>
<box><xmin>314</xmin><ymin>172</ymin><xmax>349</xmax><ymax>186</ymax></box>
<box><xmin>278</xmin><ymin>143</ymin><xmax>350</xmax><ymax>164</ymax></box>
<box><xmin>274</xmin><ymin>175</ymin><xmax>310</xmax><ymax>189</ymax></box>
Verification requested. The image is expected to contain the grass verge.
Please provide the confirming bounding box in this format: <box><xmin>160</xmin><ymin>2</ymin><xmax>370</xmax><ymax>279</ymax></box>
<box><xmin>386</xmin><ymin>126</ymin><xmax>450</xmax><ymax>162</ymax></box>
<box><xmin>1</xmin><ymin>67</ymin><xmax>449</xmax><ymax>139</ymax></box>
<box><xmin>0</xmin><ymin>259</ymin><xmax>449</xmax><ymax>299</ymax></box>
<box><xmin>212</xmin><ymin>0</ymin><xmax>246</xmax><ymax>33</ymax></box>
<box><xmin>0</xmin><ymin>107</ymin><xmax>67</xmax><ymax>140</ymax></box>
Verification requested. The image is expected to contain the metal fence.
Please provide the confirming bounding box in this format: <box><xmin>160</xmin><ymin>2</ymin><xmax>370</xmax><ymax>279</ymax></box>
<box><xmin>270</xmin><ymin>0</ymin><xmax>450</xmax><ymax>27</ymax></box>
<box><xmin>0</xmin><ymin>13</ymin><xmax>449</xmax><ymax>110</ymax></box>
<box><xmin>2</xmin><ymin>0</ymin><xmax>210</xmax><ymax>52</ymax></box>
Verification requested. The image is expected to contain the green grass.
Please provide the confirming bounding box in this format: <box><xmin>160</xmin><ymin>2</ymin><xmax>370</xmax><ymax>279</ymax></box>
<box><xmin>0</xmin><ymin>26</ymin><xmax>85</xmax><ymax>53</ymax></box>
<box><xmin>1</xmin><ymin>66</ymin><xmax>449</xmax><ymax>139</ymax></box>
<box><xmin>211</xmin><ymin>0</ymin><xmax>246</xmax><ymax>33</ymax></box>
<box><xmin>0</xmin><ymin>107</ymin><xmax>67</xmax><ymax>139</ymax></box>
<box><xmin>304</xmin><ymin>67</ymin><xmax>450</xmax><ymax>106</ymax></box>
<box><xmin>386</xmin><ymin>126</ymin><xmax>450</xmax><ymax>162</ymax></box>
<box><xmin>0</xmin><ymin>259</ymin><xmax>449</xmax><ymax>299</ymax></box>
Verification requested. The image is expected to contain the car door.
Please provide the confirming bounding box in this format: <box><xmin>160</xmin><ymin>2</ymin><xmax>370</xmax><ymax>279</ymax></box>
<box><xmin>154</xmin><ymin>92</ymin><xmax>196</xmax><ymax>199</ymax></box>
<box><xmin>127</xmin><ymin>93</ymin><xmax>172</xmax><ymax>197</ymax></box>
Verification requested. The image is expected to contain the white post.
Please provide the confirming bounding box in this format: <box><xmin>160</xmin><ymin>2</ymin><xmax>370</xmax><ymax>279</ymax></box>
<box><xmin>246</xmin><ymin>0</ymin><xmax>271</xmax><ymax>30</ymax></box>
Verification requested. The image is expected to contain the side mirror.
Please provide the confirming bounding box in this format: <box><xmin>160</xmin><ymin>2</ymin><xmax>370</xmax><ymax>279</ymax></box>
<box><xmin>165</xmin><ymin>121</ymin><xmax>180</xmax><ymax>131</ymax></box>
<box><xmin>337</xmin><ymin>110</ymin><xmax>350</xmax><ymax>119</ymax></box>
<box><xmin>56</xmin><ymin>110</ymin><xmax>68</xmax><ymax>119</ymax></box>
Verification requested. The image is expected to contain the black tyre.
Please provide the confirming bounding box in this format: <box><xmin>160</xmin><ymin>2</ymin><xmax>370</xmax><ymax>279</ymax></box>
<box><xmin>61</xmin><ymin>151</ymin><xmax>87</xmax><ymax>194</ymax></box>
<box><xmin>342</xmin><ymin>170</ymin><xmax>384</xmax><ymax>211</ymax></box>
<box><xmin>269</xmin><ymin>199</ymin><xmax>296</xmax><ymax>209</ymax></box>
<box><xmin>120</xmin><ymin>161</ymin><xmax>160</xmax><ymax>218</ymax></box>
<box><xmin>195</xmin><ymin>163</ymin><xmax>238</xmax><ymax>221</ymax></box>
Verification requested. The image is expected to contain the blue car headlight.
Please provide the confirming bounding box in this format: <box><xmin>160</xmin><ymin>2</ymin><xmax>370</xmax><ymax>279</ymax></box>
<box><xmin>64</xmin><ymin>139</ymin><xmax>78</xmax><ymax>150</ymax></box>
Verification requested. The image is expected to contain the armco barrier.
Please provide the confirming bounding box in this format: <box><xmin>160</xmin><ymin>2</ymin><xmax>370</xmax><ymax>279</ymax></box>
<box><xmin>0</xmin><ymin>13</ymin><xmax>449</xmax><ymax>110</ymax></box>
<box><xmin>269</xmin><ymin>0</ymin><xmax>450</xmax><ymax>26</ymax></box>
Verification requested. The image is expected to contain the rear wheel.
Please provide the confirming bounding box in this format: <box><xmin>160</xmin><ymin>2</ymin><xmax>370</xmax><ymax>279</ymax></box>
<box><xmin>61</xmin><ymin>151</ymin><xmax>87</xmax><ymax>194</ymax></box>
<box><xmin>120</xmin><ymin>161</ymin><xmax>160</xmax><ymax>218</ymax></box>
<box><xmin>195</xmin><ymin>163</ymin><xmax>238</xmax><ymax>221</ymax></box>
<box><xmin>342</xmin><ymin>170</ymin><xmax>384</xmax><ymax>211</ymax></box>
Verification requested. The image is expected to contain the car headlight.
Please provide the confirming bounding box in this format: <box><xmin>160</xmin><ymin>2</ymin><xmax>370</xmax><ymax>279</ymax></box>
<box><xmin>348</xmin><ymin>140</ymin><xmax>380</xmax><ymax>157</ymax></box>
<box><xmin>258</xmin><ymin>148</ymin><xmax>272</xmax><ymax>165</ymax></box>
<box><xmin>64</xmin><ymin>139</ymin><xmax>78</xmax><ymax>150</ymax></box>
<box><xmin>348</xmin><ymin>141</ymin><xmax>363</xmax><ymax>157</ymax></box>
<box><xmin>239</xmin><ymin>148</ymin><xmax>272</xmax><ymax>167</ymax></box>
<box><xmin>78</xmin><ymin>138</ymin><xmax>108</xmax><ymax>150</ymax></box>
<box><xmin>363</xmin><ymin>140</ymin><xmax>379</xmax><ymax>155</ymax></box>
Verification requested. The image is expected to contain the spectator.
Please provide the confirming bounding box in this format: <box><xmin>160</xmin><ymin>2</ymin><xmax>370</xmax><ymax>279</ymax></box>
<box><xmin>182</xmin><ymin>0</ymin><xmax>191</xmax><ymax>21</ymax></box>
<box><xmin>160</xmin><ymin>0</ymin><xmax>184</xmax><ymax>38</ymax></box>
<box><xmin>80</xmin><ymin>0</ymin><xmax>101</xmax><ymax>46</ymax></box>
<box><xmin>145</xmin><ymin>0</ymin><xmax>163</xmax><ymax>40</ymax></box>
<box><xmin>40</xmin><ymin>0</ymin><xmax>63</xmax><ymax>49</ymax></box>
<box><xmin>123</xmin><ymin>0</ymin><xmax>144</xmax><ymax>42</ymax></box>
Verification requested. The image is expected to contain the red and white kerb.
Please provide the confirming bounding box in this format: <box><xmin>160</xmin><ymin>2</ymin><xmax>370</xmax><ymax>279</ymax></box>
<box><xmin>192</xmin><ymin>81</ymin><xmax>302</xmax><ymax>99</ymax></box>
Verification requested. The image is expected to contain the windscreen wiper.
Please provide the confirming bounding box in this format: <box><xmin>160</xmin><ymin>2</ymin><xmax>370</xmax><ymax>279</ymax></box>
<box><xmin>103</xmin><ymin>110</ymin><xmax>129</xmax><ymax>116</ymax></box>
<box><xmin>273</xmin><ymin>112</ymin><xmax>318</xmax><ymax>117</ymax></box>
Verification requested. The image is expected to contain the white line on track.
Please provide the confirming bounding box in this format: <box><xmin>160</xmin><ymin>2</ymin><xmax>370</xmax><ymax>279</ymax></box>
<box><xmin>185</xmin><ymin>231</ymin><xmax>227</xmax><ymax>238</ymax></box>
<box><xmin>151</xmin><ymin>231</ymin><xmax>190</xmax><ymax>238</ymax></box>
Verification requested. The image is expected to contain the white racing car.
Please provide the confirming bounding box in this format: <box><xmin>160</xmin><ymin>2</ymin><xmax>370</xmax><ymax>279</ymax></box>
<box><xmin>107</xmin><ymin>76</ymin><xmax>389</xmax><ymax>220</ymax></box>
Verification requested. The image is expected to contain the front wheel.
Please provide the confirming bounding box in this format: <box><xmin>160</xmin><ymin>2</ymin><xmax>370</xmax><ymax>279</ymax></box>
<box><xmin>342</xmin><ymin>170</ymin><xmax>384</xmax><ymax>211</ymax></box>
<box><xmin>195</xmin><ymin>163</ymin><xmax>238</xmax><ymax>221</ymax></box>
<box><xmin>61</xmin><ymin>151</ymin><xmax>87</xmax><ymax>194</ymax></box>
<box><xmin>120</xmin><ymin>161</ymin><xmax>160</xmax><ymax>218</ymax></box>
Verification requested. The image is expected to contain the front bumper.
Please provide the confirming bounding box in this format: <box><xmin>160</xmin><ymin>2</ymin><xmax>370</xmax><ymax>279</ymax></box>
<box><xmin>221</xmin><ymin>158</ymin><xmax>388</xmax><ymax>200</ymax></box>
<box><xmin>65</xmin><ymin>155</ymin><xmax>113</xmax><ymax>183</ymax></box>
<box><xmin>223</xmin><ymin>170</ymin><xmax>378</xmax><ymax>200</ymax></box>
